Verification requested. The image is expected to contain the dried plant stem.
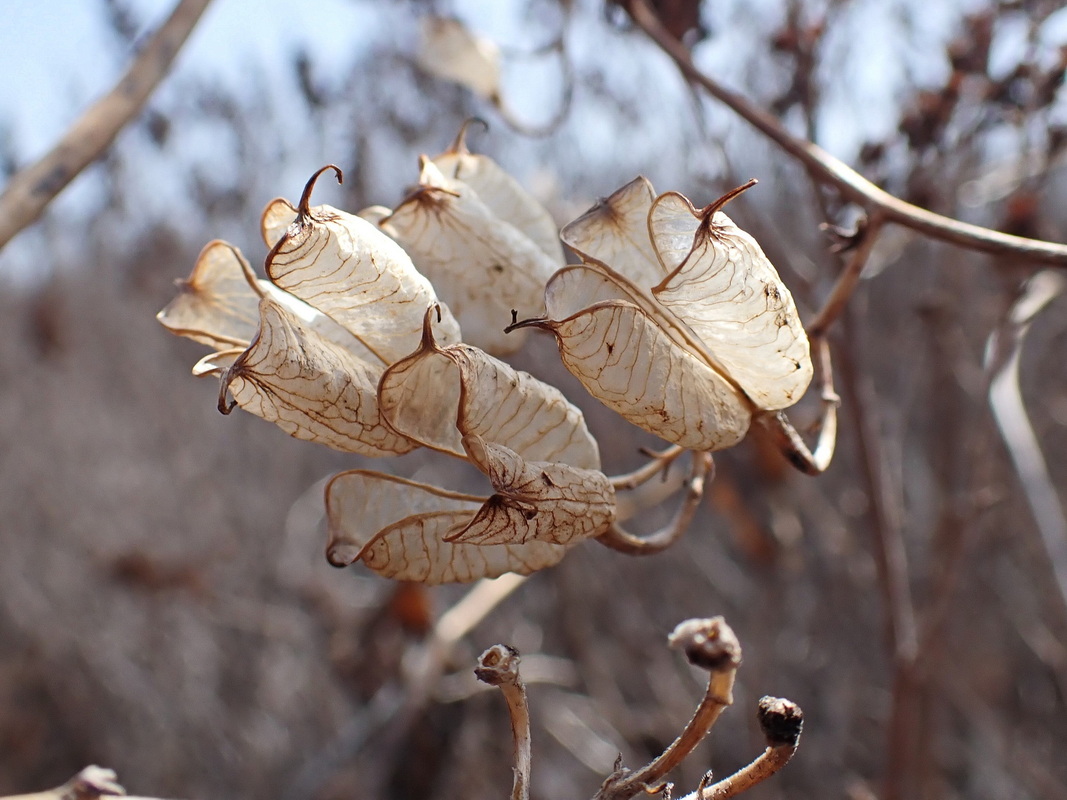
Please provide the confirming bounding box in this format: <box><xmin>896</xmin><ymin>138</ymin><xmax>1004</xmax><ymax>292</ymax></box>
<box><xmin>282</xmin><ymin>574</ymin><xmax>526</xmax><ymax>800</ymax></box>
<box><xmin>693</xmin><ymin>696</ymin><xmax>803</xmax><ymax>800</ymax></box>
<box><xmin>597</xmin><ymin>618</ymin><xmax>741</xmax><ymax>800</ymax></box>
<box><xmin>807</xmin><ymin>214</ymin><xmax>887</xmax><ymax>337</ymax></box>
<box><xmin>986</xmin><ymin>271</ymin><xmax>1067</xmax><ymax>621</ymax></box>
<box><xmin>0</xmin><ymin>766</ymin><xmax>181</xmax><ymax>800</ymax></box>
<box><xmin>610</xmin><ymin>445</ymin><xmax>686</xmax><ymax>492</ymax></box>
<box><xmin>623</xmin><ymin>0</ymin><xmax>1067</xmax><ymax>266</ymax></box>
<box><xmin>475</xmin><ymin>645</ymin><xmax>532</xmax><ymax>800</ymax></box>
<box><xmin>599</xmin><ymin>451</ymin><xmax>714</xmax><ymax>555</ymax></box>
<box><xmin>753</xmin><ymin>335</ymin><xmax>838</xmax><ymax>475</ymax></box>
<box><xmin>0</xmin><ymin>0</ymin><xmax>213</xmax><ymax>252</ymax></box>
<box><xmin>697</xmin><ymin>746</ymin><xmax>795</xmax><ymax>800</ymax></box>
<box><xmin>838</xmin><ymin>311</ymin><xmax>919</xmax><ymax>800</ymax></box>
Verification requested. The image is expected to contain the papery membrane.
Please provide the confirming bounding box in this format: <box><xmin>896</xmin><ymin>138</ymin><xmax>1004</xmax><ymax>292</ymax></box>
<box><xmin>381</xmin><ymin>158</ymin><xmax>557</xmax><ymax>355</ymax></box>
<box><xmin>221</xmin><ymin>297</ymin><xmax>416</xmax><ymax>456</ymax></box>
<box><xmin>325</xmin><ymin>471</ymin><xmax>570</xmax><ymax>584</ymax></box>
<box><xmin>156</xmin><ymin>240</ymin><xmax>264</xmax><ymax>350</ymax></box>
<box><xmin>451</xmin><ymin>435</ymin><xmax>614</xmax><ymax>546</ymax></box>
<box><xmin>266</xmin><ymin>194</ymin><xmax>461</xmax><ymax>364</ymax></box>
<box><xmin>560</xmin><ymin>176</ymin><xmax>665</xmax><ymax>290</ymax></box>
<box><xmin>533</xmin><ymin>300</ymin><xmax>751</xmax><ymax>451</ymax></box>
<box><xmin>379</xmin><ymin>309</ymin><xmax>600</xmax><ymax>468</ymax></box>
<box><xmin>649</xmin><ymin>192</ymin><xmax>813</xmax><ymax>409</ymax></box>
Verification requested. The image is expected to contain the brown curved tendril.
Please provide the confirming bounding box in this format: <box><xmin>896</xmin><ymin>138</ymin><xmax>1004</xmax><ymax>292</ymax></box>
<box><xmin>298</xmin><ymin>164</ymin><xmax>344</xmax><ymax>221</ymax></box>
<box><xmin>448</xmin><ymin>117</ymin><xmax>491</xmax><ymax>155</ymax></box>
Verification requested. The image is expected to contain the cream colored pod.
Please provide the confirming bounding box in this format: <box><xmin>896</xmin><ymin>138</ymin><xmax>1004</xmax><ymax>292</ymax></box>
<box><xmin>511</xmin><ymin>177</ymin><xmax>813</xmax><ymax>453</ymax></box>
<box><xmin>158</xmin><ymin>166</ymin><xmax>462</xmax><ymax>457</ymax></box>
<box><xmin>325</xmin><ymin>308</ymin><xmax>615</xmax><ymax>585</ymax></box>
<box><xmin>366</xmin><ymin>130</ymin><xmax>565</xmax><ymax>356</ymax></box>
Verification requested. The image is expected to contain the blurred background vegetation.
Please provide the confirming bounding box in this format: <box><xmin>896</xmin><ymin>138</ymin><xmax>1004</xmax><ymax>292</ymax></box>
<box><xmin>2</xmin><ymin>1</ymin><xmax>1067</xmax><ymax>798</ymax></box>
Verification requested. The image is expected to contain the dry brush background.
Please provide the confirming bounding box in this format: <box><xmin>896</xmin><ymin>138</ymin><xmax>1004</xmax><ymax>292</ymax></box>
<box><xmin>2</xmin><ymin>1</ymin><xmax>1067</xmax><ymax>799</ymax></box>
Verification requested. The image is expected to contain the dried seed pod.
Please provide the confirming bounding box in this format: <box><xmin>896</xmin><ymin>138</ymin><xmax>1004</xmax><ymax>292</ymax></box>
<box><xmin>513</xmin><ymin>178</ymin><xmax>812</xmax><ymax>452</ymax></box>
<box><xmin>219</xmin><ymin>297</ymin><xmax>417</xmax><ymax>456</ymax></box>
<box><xmin>325</xmin><ymin>471</ymin><xmax>572</xmax><ymax>584</ymax></box>
<box><xmin>156</xmin><ymin>240</ymin><xmax>263</xmax><ymax>350</ymax></box>
<box><xmin>265</xmin><ymin>165</ymin><xmax>462</xmax><ymax>365</ymax></box>
<box><xmin>417</xmin><ymin>16</ymin><xmax>502</xmax><ymax>104</ymax></box>
<box><xmin>379</xmin><ymin>307</ymin><xmax>600</xmax><ymax>468</ymax></box>
<box><xmin>379</xmin><ymin>157</ymin><xmax>559</xmax><ymax>355</ymax></box>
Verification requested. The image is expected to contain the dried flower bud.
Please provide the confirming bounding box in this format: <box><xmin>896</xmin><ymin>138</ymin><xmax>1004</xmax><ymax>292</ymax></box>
<box><xmin>757</xmin><ymin>696</ymin><xmax>804</xmax><ymax>746</ymax></box>
<box><xmin>667</xmin><ymin>617</ymin><xmax>742</xmax><ymax>672</ymax></box>
<box><xmin>475</xmin><ymin>644</ymin><xmax>522</xmax><ymax>685</ymax></box>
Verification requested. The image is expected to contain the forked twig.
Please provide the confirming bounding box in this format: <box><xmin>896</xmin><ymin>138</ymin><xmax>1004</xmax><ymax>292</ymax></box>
<box><xmin>623</xmin><ymin>0</ymin><xmax>1067</xmax><ymax>266</ymax></box>
<box><xmin>610</xmin><ymin>445</ymin><xmax>687</xmax><ymax>492</ymax></box>
<box><xmin>598</xmin><ymin>451</ymin><xmax>714</xmax><ymax>555</ymax></box>
<box><xmin>807</xmin><ymin>213</ymin><xmax>887</xmax><ymax>337</ymax></box>
<box><xmin>691</xmin><ymin>697</ymin><xmax>803</xmax><ymax>800</ymax></box>
<box><xmin>596</xmin><ymin>618</ymin><xmax>741</xmax><ymax>800</ymax></box>
<box><xmin>475</xmin><ymin>645</ymin><xmax>532</xmax><ymax>800</ymax></box>
<box><xmin>0</xmin><ymin>0</ymin><xmax>214</xmax><ymax>251</ymax></box>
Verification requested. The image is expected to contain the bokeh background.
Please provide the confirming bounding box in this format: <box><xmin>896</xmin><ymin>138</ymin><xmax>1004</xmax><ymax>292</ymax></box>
<box><xmin>2</xmin><ymin>1</ymin><xmax>1067</xmax><ymax>798</ymax></box>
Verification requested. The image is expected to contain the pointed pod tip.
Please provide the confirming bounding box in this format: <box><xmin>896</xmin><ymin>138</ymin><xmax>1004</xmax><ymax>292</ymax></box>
<box><xmin>702</xmin><ymin>178</ymin><xmax>758</xmax><ymax>219</ymax></box>
<box><xmin>504</xmin><ymin>314</ymin><xmax>552</xmax><ymax>335</ymax></box>
<box><xmin>447</xmin><ymin>117</ymin><xmax>490</xmax><ymax>155</ymax></box>
<box><xmin>298</xmin><ymin>164</ymin><xmax>344</xmax><ymax>218</ymax></box>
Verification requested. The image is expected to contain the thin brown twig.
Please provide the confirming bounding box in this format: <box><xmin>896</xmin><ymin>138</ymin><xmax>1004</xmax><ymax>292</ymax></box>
<box><xmin>0</xmin><ymin>0</ymin><xmax>214</xmax><ymax>252</ymax></box>
<box><xmin>694</xmin><ymin>697</ymin><xmax>804</xmax><ymax>800</ymax></box>
<box><xmin>596</xmin><ymin>618</ymin><xmax>741</xmax><ymax>800</ymax></box>
<box><xmin>475</xmin><ymin>645</ymin><xmax>532</xmax><ymax>800</ymax></box>
<box><xmin>610</xmin><ymin>445</ymin><xmax>687</xmax><ymax>492</ymax></box>
<box><xmin>807</xmin><ymin>214</ymin><xmax>888</xmax><ymax>337</ymax></box>
<box><xmin>755</xmin><ymin>214</ymin><xmax>886</xmax><ymax>475</ymax></box>
<box><xmin>837</xmin><ymin>306</ymin><xmax>919</xmax><ymax>800</ymax></box>
<box><xmin>598</xmin><ymin>452</ymin><xmax>714</xmax><ymax>555</ymax></box>
<box><xmin>623</xmin><ymin>0</ymin><xmax>1067</xmax><ymax>266</ymax></box>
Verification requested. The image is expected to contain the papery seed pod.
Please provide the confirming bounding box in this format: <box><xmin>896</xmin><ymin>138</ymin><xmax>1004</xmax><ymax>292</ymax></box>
<box><xmin>512</xmin><ymin>178</ymin><xmax>812</xmax><ymax>452</ymax></box>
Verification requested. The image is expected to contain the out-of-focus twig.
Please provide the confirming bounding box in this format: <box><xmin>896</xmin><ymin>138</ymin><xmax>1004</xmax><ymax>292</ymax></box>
<box><xmin>596</xmin><ymin>617</ymin><xmax>741</xmax><ymax>800</ymax></box>
<box><xmin>985</xmin><ymin>270</ymin><xmax>1067</xmax><ymax>619</ymax></box>
<box><xmin>838</xmin><ymin>306</ymin><xmax>919</xmax><ymax>800</ymax></box>
<box><xmin>475</xmin><ymin>645</ymin><xmax>532</xmax><ymax>800</ymax></box>
<box><xmin>282</xmin><ymin>573</ymin><xmax>527</xmax><ymax>800</ymax></box>
<box><xmin>622</xmin><ymin>0</ymin><xmax>1067</xmax><ymax>267</ymax></box>
<box><xmin>0</xmin><ymin>765</ymin><xmax>181</xmax><ymax>800</ymax></box>
<box><xmin>0</xmin><ymin>0</ymin><xmax>213</xmax><ymax>252</ymax></box>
